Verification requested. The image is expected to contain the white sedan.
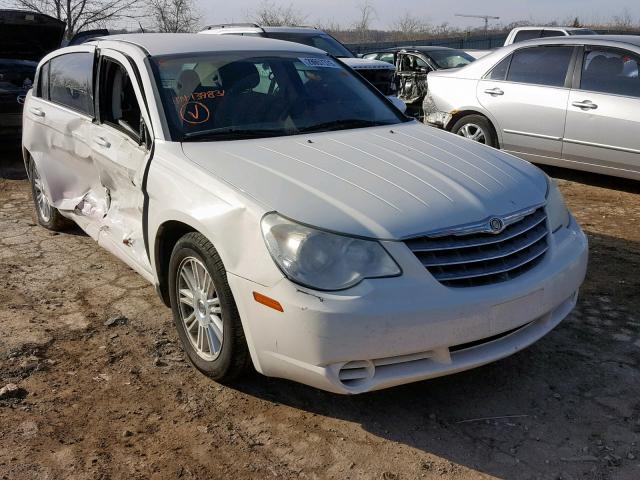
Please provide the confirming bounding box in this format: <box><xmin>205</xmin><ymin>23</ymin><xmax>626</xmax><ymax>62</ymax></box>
<box><xmin>22</xmin><ymin>34</ymin><xmax>588</xmax><ymax>394</ymax></box>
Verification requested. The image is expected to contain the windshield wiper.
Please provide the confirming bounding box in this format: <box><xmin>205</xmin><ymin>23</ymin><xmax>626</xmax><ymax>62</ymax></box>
<box><xmin>299</xmin><ymin>119</ymin><xmax>385</xmax><ymax>134</ymax></box>
<box><xmin>182</xmin><ymin>127</ymin><xmax>287</xmax><ymax>141</ymax></box>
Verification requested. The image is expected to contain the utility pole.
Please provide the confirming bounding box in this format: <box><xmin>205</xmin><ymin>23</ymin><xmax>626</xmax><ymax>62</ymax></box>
<box><xmin>455</xmin><ymin>14</ymin><xmax>500</xmax><ymax>35</ymax></box>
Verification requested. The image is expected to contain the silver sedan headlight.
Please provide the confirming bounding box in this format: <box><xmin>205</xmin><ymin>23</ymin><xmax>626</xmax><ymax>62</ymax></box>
<box><xmin>546</xmin><ymin>176</ymin><xmax>570</xmax><ymax>232</ymax></box>
<box><xmin>261</xmin><ymin>213</ymin><xmax>401</xmax><ymax>291</ymax></box>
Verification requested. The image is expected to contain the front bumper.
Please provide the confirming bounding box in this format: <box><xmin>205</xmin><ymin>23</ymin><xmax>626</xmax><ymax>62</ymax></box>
<box><xmin>228</xmin><ymin>216</ymin><xmax>588</xmax><ymax>394</ymax></box>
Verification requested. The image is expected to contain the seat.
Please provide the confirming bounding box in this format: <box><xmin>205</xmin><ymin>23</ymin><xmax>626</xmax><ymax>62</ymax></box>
<box><xmin>215</xmin><ymin>62</ymin><xmax>279</xmax><ymax>127</ymax></box>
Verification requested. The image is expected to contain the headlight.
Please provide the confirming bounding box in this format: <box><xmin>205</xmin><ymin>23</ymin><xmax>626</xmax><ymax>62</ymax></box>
<box><xmin>261</xmin><ymin>213</ymin><xmax>401</xmax><ymax>291</ymax></box>
<box><xmin>546</xmin><ymin>176</ymin><xmax>570</xmax><ymax>232</ymax></box>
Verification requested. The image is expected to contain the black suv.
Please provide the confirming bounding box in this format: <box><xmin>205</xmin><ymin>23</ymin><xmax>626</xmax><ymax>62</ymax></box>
<box><xmin>0</xmin><ymin>10</ymin><xmax>65</xmax><ymax>139</ymax></box>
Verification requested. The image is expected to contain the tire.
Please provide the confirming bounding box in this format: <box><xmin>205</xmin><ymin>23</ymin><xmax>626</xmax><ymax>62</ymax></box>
<box><xmin>168</xmin><ymin>232</ymin><xmax>251</xmax><ymax>382</ymax></box>
<box><xmin>451</xmin><ymin>115</ymin><xmax>497</xmax><ymax>148</ymax></box>
<box><xmin>28</xmin><ymin>158</ymin><xmax>72</xmax><ymax>231</ymax></box>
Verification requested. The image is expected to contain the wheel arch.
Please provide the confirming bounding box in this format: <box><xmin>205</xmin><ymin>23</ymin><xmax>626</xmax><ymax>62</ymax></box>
<box><xmin>446</xmin><ymin>110</ymin><xmax>501</xmax><ymax>148</ymax></box>
<box><xmin>154</xmin><ymin>220</ymin><xmax>198</xmax><ymax>307</ymax></box>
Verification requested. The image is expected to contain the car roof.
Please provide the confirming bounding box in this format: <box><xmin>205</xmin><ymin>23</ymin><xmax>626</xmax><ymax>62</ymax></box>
<box><xmin>367</xmin><ymin>45</ymin><xmax>458</xmax><ymax>54</ymax></box>
<box><xmin>94</xmin><ymin>33</ymin><xmax>325</xmax><ymax>56</ymax></box>
<box><xmin>514</xmin><ymin>34</ymin><xmax>640</xmax><ymax>48</ymax></box>
<box><xmin>261</xmin><ymin>26</ymin><xmax>323</xmax><ymax>34</ymax></box>
<box><xmin>511</xmin><ymin>26</ymin><xmax>586</xmax><ymax>31</ymax></box>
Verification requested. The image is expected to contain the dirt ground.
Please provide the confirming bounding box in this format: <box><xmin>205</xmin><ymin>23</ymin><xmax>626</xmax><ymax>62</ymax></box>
<box><xmin>1</xmin><ymin>145</ymin><xmax>639</xmax><ymax>480</ymax></box>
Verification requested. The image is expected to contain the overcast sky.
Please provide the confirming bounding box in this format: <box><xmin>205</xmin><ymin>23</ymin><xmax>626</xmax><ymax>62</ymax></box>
<box><xmin>199</xmin><ymin>0</ymin><xmax>636</xmax><ymax>30</ymax></box>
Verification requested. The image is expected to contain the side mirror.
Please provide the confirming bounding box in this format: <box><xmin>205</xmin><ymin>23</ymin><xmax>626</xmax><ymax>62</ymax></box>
<box><xmin>387</xmin><ymin>95</ymin><xmax>407</xmax><ymax>114</ymax></box>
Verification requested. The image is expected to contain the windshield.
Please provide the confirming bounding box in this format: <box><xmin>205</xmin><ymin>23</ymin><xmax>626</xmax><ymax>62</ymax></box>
<box><xmin>264</xmin><ymin>32</ymin><xmax>354</xmax><ymax>58</ymax></box>
<box><xmin>0</xmin><ymin>59</ymin><xmax>36</xmax><ymax>91</ymax></box>
<box><xmin>153</xmin><ymin>52</ymin><xmax>407</xmax><ymax>142</ymax></box>
<box><xmin>426</xmin><ymin>50</ymin><xmax>475</xmax><ymax>69</ymax></box>
<box><xmin>568</xmin><ymin>29</ymin><xmax>598</xmax><ymax>35</ymax></box>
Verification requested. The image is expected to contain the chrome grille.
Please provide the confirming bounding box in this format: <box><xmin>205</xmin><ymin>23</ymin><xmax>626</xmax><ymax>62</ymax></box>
<box><xmin>406</xmin><ymin>208</ymin><xmax>549</xmax><ymax>287</ymax></box>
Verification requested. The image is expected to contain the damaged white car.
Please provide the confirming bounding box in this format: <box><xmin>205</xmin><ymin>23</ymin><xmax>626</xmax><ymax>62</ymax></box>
<box><xmin>23</xmin><ymin>34</ymin><xmax>588</xmax><ymax>394</ymax></box>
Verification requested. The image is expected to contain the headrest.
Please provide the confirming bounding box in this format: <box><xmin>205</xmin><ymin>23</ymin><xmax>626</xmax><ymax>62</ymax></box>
<box><xmin>177</xmin><ymin>69</ymin><xmax>201</xmax><ymax>95</ymax></box>
<box><xmin>585</xmin><ymin>55</ymin><xmax>609</xmax><ymax>74</ymax></box>
<box><xmin>218</xmin><ymin>62</ymin><xmax>260</xmax><ymax>93</ymax></box>
<box><xmin>605</xmin><ymin>56</ymin><xmax>624</xmax><ymax>76</ymax></box>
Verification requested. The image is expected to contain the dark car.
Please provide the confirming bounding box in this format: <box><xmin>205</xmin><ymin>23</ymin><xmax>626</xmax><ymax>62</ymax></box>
<box><xmin>0</xmin><ymin>10</ymin><xmax>65</xmax><ymax>139</ymax></box>
<box><xmin>363</xmin><ymin>46</ymin><xmax>475</xmax><ymax>117</ymax></box>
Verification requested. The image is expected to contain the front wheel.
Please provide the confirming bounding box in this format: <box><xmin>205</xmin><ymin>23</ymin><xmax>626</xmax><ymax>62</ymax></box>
<box><xmin>168</xmin><ymin>232</ymin><xmax>251</xmax><ymax>381</ymax></box>
<box><xmin>451</xmin><ymin>115</ymin><xmax>497</xmax><ymax>148</ymax></box>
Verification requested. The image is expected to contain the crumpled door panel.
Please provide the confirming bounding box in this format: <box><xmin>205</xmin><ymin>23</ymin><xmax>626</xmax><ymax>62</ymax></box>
<box><xmin>23</xmin><ymin>96</ymin><xmax>108</xmax><ymax>215</ymax></box>
<box><xmin>92</xmin><ymin>127</ymin><xmax>151</xmax><ymax>271</ymax></box>
<box><xmin>397</xmin><ymin>73</ymin><xmax>429</xmax><ymax>105</ymax></box>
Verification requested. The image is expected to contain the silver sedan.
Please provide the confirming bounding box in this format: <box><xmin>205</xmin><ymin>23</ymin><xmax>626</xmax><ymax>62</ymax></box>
<box><xmin>424</xmin><ymin>35</ymin><xmax>640</xmax><ymax>180</ymax></box>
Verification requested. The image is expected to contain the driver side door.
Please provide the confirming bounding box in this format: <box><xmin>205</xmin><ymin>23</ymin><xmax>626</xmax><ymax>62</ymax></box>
<box><xmin>90</xmin><ymin>49</ymin><xmax>154</xmax><ymax>277</ymax></box>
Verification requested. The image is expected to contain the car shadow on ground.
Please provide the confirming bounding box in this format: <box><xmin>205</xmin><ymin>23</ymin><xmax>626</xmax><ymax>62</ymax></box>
<box><xmin>0</xmin><ymin>144</ymin><xmax>26</xmax><ymax>180</ymax></box>
<box><xmin>231</xmin><ymin>231</ymin><xmax>640</xmax><ymax>479</ymax></box>
<box><xmin>539</xmin><ymin>164</ymin><xmax>640</xmax><ymax>194</ymax></box>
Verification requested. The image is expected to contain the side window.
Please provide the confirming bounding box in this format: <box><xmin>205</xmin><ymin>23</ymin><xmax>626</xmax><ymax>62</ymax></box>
<box><xmin>38</xmin><ymin>62</ymin><xmax>50</xmax><ymax>99</ymax></box>
<box><xmin>378</xmin><ymin>53</ymin><xmax>395</xmax><ymax>64</ymax></box>
<box><xmin>580</xmin><ymin>49</ymin><xmax>640</xmax><ymax>98</ymax></box>
<box><xmin>486</xmin><ymin>55</ymin><xmax>512</xmax><ymax>80</ymax></box>
<box><xmin>540</xmin><ymin>30</ymin><xmax>565</xmax><ymax>38</ymax></box>
<box><xmin>513</xmin><ymin>30</ymin><xmax>541</xmax><ymax>43</ymax></box>
<box><xmin>399</xmin><ymin>54</ymin><xmax>430</xmax><ymax>72</ymax></box>
<box><xmin>49</xmin><ymin>52</ymin><xmax>95</xmax><ymax>115</ymax></box>
<box><xmin>507</xmin><ymin>46</ymin><xmax>574</xmax><ymax>87</ymax></box>
<box><xmin>253</xmin><ymin>63</ymin><xmax>278</xmax><ymax>94</ymax></box>
<box><xmin>362</xmin><ymin>53</ymin><xmax>378</xmax><ymax>60</ymax></box>
<box><xmin>99</xmin><ymin>59</ymin><xmax>142</xmax><ymax>140</ymax></box>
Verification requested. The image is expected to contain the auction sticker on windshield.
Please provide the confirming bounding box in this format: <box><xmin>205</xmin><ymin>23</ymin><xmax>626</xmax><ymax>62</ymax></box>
<box><xmin>298</xmin><ymin>57</ymin><xmax>341</xmax><ymax>68</ymax></box>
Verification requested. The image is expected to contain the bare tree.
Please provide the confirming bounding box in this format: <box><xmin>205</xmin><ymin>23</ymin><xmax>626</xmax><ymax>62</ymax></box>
<box><xmin>430</xmin><ymin>22</ymin><xmax>451</xmax><ymax>37</ymax></box>
<box><xmin>353</xmin><ymin>0</ymin><xmax>376</xmax><ymax>42</ymax></box>
<box><xmin>319</xmin><ymin>17</ymin><xmax>341</xmax><ymax>34</ymax></box>
<box><xmin>11</xmin><ymin>0</ymin><xmax>143</xmax><ymax>39</ymax></box>
<box><xmin>146</xmin><ymin>0</ymin><xmax>199</xmax><ymax>32</ymax></box>
<box><xmin>612</xmin><ymin>8</ymin><xmax>633</xmax><ymax>29</ymax></box>
<box><xmin>250</xmin><ymin>0</ymin><xmax>306</xmax><ymax>27</ymax></box>
<box><xmin>391</xmin><ymin>12</ymin><xmax>428</xmax><ymax>40</ymax></box>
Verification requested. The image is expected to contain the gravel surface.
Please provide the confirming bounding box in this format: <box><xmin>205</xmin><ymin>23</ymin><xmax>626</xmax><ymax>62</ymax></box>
<box><xmin>1</xmin><ymin>147</ymin><xmax>639</xmax><ymax>480</ymax></box>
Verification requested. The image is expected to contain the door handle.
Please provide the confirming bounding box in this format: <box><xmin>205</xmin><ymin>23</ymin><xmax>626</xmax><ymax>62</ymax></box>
<box><xmin>484</xmin><ymin>88</ymin><xmax>504</xmax><ymax>96</ymax></box>
<box><xmin>29</xmin><ymin>107</ymin><xmax>45</xmax><ymax>117</ymax></box>
<box><xmin>572</xmin><ymin>100</ymin><xmax>598</xmax><ymax>110</ymax></box>
<box><xmin>93</xmin><ymin>136</ymin><xmax>111</xmax><ymax>148</ymax></box>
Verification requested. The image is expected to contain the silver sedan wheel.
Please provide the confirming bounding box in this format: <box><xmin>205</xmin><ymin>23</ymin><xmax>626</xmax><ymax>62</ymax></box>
<box><xmin>31</xmin><ymin>164</ymin><xmax>51</xmax><ymax>222</ymax></box>
<box><xmin>457</xmin><ymin>123</ymin><xmax>487</xmax><ymax>144</ymax></box>
<box><xmin>176</xmin><ymin>256</ymin><xmax>223</xmax><ymax>361</ymax></box>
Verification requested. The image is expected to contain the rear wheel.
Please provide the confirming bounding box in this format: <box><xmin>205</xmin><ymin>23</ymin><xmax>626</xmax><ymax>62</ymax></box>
<box><xmin>168</xmin><ymin>232</ymin><xmax>251</xmax><ymax>381</ymax></box>
<box><xmin>29</xmin><ymin>158</ymin><xmax>72</xmax><ymax>231</ymax></box>
<box><xmin>451</xmin><ymin>115</ymin><xmax>497</xmax><ymax>148</ymax></box>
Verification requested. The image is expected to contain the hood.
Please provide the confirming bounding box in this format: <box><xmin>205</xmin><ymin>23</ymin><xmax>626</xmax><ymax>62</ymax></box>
<box><xmin>181</xmin><ymin>122</ymin><xmax>547</xmax><ymax>240</ymax></box>
<box><xmin>341</xmin><ymin>57</ymin><xmax>396</xmax><ymax>71</ymax></box>
<box><xmin>0</xmin><ymin>10</ymin><xmax>65</xmax><ymax>61</ymax></box>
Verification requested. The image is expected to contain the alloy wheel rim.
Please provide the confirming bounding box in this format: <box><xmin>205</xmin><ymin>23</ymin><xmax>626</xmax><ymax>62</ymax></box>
<box><xmin>458</xmin><ymin>123</ymin><xmax>487</xmax><ymax>144</ymax></box>
<box><xmin>32</xmin><ymin>164</ymin><xmax>51</xmax><ymax>222</ymax></box>
<box><xmin>176</xmin><ymin>256</ymin><xmax>223</xmax><ymax>361</ymax></box>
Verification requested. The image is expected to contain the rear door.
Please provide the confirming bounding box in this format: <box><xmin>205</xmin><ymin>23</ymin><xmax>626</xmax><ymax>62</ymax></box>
<box><xmin>90</xmin><ymin>49</ymin><xmax>154</xmax><ymax>274</ymax></box>
<box><xmin>22</xmin><ymin>47</ymin><xmax>104</xmax><ymax>235</ymax></box>
<box><xmin>563</xmin><ymin>46</ymin><xmax>640</xmax><ymax>178</ymax></box>
<box><xmin>477</xmin><ymin>45</ymin><xmax>576</xmax><ymax>162</ymax></box>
